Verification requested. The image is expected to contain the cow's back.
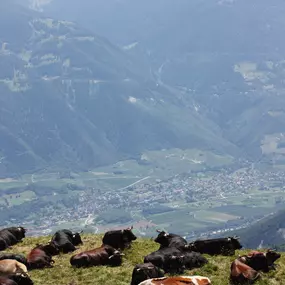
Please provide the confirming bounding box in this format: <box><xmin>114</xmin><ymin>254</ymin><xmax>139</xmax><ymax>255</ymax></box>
<box><xmin>102</xmin><ymin>231</ymin><xmax>122</xmax><ymax>249</ymax></box>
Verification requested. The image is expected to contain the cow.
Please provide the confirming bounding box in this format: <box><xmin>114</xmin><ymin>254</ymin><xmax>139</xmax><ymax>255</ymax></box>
<box><xmin>0</xmin><ymin>239</ymin><xmax>8</xmax><ymax>252</ymax></box>
<box><xmin>241</xmin><ymin>249</ymin><xmax>281</xmax><ymax>272</ymax></box>
<box><xmin>26</xmin><ymin>243</ymin><xmax>58</xmax><ymax>270</ymax></box>
<box><xmin>102</xmin><ymin>226</ymin><xmax>137</xmax><ymax>250</ymax></box>
<box><xmin>0</xmin><ymin>254</ymin><xmax>27</xmax><ymax>266</ymax></box>
<box><xmin>154</xmin><ymin>230</ymin><xmax>188</xmax><ymax>251</ymax></box>
<box><xmin>0</xmin><ymin>260</ymin><xmax>28</xmax><ymax>276</ymax></box>
<box><xmin>230</xmin><ymin>258</ymin><xmax>260</xmax><ymax>284</ymax></box>
<box><xmin>4</xmin><ymin>228</ymin><xmax>26</xmax><ymax>243</ymax></box>
<box><xmin>138</xmin><ymin>276</ymin><xmax>212</xmax><ymax>285</ymax></box>
<box><xmin>51</xmin><ymin>229</ymin><xmax>83</xmax><ymax>253</ymax></box>
<box><xmin>188</xmin><ymin>236</ymin><xmax>242</xmax><ymax>256</ymax></box>
<box><xmin>70</xmin><ymin>245</ymin><xmax>124</xmax><ymax>268</ymax></box>
<box><xmin>131</xmin><ymin>263</ymin><xmax>164</xmax><ymax>285</ymax></box>
<box><xmin>0</xmin><ymin>231</ymin><xmax>18</xmax><ymax>248</ymax></box>
<box><xmin>182</xmin><ymin>251</ymin><xmax>208</xmax><ymax>270</ymax></box>
<box><xmin>0</xmin><ymin>273</ymin><xmax>33</xmax><ymax>285</ymax></box>
<box><xmin>144</xmin><ymin>247</ymin><xmax>185</xmax><ymax>274</ymax></box>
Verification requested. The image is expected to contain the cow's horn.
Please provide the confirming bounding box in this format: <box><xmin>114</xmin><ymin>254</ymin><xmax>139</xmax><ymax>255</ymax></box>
<box><xmin>136</xmin><ymin>268</ymin><xmax>141</xmax><ymax>272</ymax></box>
<box><xmin>234</xmin><ymin>235</ymin><xmax>240</xmax><ymax>239</ymax></box>
<box><xmin>79</xmin><ymin>230</ymin><xmax>83</xmax><ymax>234</ymax></box>
<box><xmin>109</xmin><ymin>255</ymin><xmax>114</xmax><ymax>259</ymax></box>
<box><xmin>120</xmin><ymin>253</ymin><xmax>125</xmax><ymax>256</ymax></box>
<box><xmin>156</xmin><ymin>229</ymin><xmax>162</xmax><ymax>233</ymax></box>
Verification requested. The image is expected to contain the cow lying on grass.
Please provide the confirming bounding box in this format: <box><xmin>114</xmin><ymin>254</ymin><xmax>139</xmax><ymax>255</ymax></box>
<box><xmin>138</xmin><ymin>276</ymin><xmax>212</xmax><ymax>285</ymax></box>
<box><xmin>131</xmin><ymin>263</ymin><xmax>164</xmax><ymax>285</ymax></box>
<box><xmin>0</xmin><ymin>260</ymin><xmax>28</xmax><ymax>276</ymax></box>
<box><xmin>70</xmin><ymin>245</ymin><xmax>124</xmax><ymax>268</ymax></box>
<box><xmin>188</xmin><ymin>236</ymin><xmax>242</xmax><ymax>256</ymax></box>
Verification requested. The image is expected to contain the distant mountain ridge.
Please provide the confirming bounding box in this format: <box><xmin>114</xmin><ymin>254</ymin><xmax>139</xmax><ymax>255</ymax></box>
<box><xmin>0</xmin><ymin>1</ymin><xmax>239</xmax><ymax>176</ymax></box>
<box><xmin>37</xmin><ymin>0</ymin><xmax>285</xmax><ymax>165</ymax></box>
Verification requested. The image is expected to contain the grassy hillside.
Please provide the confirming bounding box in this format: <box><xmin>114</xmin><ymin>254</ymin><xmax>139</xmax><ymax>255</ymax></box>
<box><xmin>5</xmin><ymin>235</ymin><xmax>285</xmax><ymax>285</ymax></box>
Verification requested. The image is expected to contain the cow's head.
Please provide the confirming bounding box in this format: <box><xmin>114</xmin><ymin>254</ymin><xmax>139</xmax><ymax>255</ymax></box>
<box><xmin>132</xmin><ymin>263</ymin><xmax>164</xmax><ymax>285</ymax></box>
<box><xmin>167</xmin><ymin>255</ymin><xmax>185</xmax><ymax>273</ymax></box>
<box><xmin>72</xmin><ymin>232</ymin><xmax>83</xmax><ymax>245</ymax></box>
<box><xmin>266</xmin><ymin>249</ymin><xmax>281</xmax><ymax>266</ymax></box>
<box><xmin>108</xmin><ymin>250</ymin><xmax>124</xmax><ymax>266</ymax></box>
<box><xmin>17</xmin><ymin>226</ymin><xmax>27</xmax><ymax>238</ymax></box>
<box><xmin>12</xmin><ymin>273</ymin><xmax>33</xmax><ymax>285</ymax></box>
<box><xmin>230</xmin><ymin>236</ymin><xmax>242</xmax><ymax>249</ymax></box>
<box><xmin>185</xmin><ymin>242</ymin><xmax>196</xmax><ymax>251</ymax></box>
<box><xmin>154</xmin><ymin>230</ymin><xmax>170</xmax><ymax>245</ymax></box>
<box><xmin>122</xmin><ymin>226</ymin><xmax>137</xmax><ymax>241</ymax></box>
<box><xmin>38</xmin><ymin>241</ymin><xmax>60</xmax><ymax>256</ymax></box>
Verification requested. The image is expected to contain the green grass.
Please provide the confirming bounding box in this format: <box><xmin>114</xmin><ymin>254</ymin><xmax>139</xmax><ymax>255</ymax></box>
<box><xmin>6</xmin><ymin>235</ymin><xmax>285</xmax><ymax>285</ymax></box>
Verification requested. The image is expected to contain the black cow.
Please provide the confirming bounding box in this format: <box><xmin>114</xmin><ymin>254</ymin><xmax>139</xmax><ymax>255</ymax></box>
<box><xmin>242</xmin><ymin>250</ymin><xmax>281</xmax><ymax>272</ymax></box>
<box><xmin>182</xmin><ymin>251</ymin><xmax>208</xmax><ymax>270</ymax></box>
<box><xmin>0</xmin><ymin>273</ymin><xmax>33</xmax><ymax>285</ymax></box>
<box><xmin>131</xmin><ymin>263</ymin><xmax>164</xmax><ymax>285</ymax></box>
<box><xmin>102</xmin><ymin>226</ymin><xmax>137</xmax><ymax>250</ymax></box>
<box><xmin>70</xmin><ymin>245</ymin><xmax>124</xmax><ymax>268</ymax></box>
<box><xmin>5</xmin><ymin>228</ymin><xmax>26</xmax><ymax>242</ymax></box>
<box><xmin>144</xmin><ymin>247</ymin><xmax>185</xmax><ymax>274</ymax></box>
<box><xmin>0</xmin><ymin>230</ymin><xmax>18</xmax><ymax>250</ymax></box>
<box><xmin>0</xmin><ymin>238</ymin><xmax>8</xmax><ymax>251</ymax></box>
<box><xmin>188</xmin><ymin>236</ymin><xmax>242</xmax><ymax>256</ymax></box>
<box><xmin>154</xmin><ymin>230</ymin><xmax>188</xmax><ymax>251</ymax></box>
<box><xmin>51</xmin><ymin>229</ymin><xmax>83</xmax><ymax>253</ymax></box>
<box><xmin>0</xmin><ymin>253</ymin><xmax>27</xmax><ymax>265</ymax></box>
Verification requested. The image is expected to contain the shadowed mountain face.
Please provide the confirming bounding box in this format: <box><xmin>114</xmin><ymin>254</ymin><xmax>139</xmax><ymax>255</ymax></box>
<box><xmin>0</xmin><ymin>1</ymin><xmax>239</xmax><ymax>176</ymax></box>
<box><xmin>238</xmin><ymin>210</ymin><xmax>285</xmax><ymax>249</ymax></box>
<box><xmin>38</xmin><ymin>0</ymin><xmax>285</xmax><ymax>163</ymax></box>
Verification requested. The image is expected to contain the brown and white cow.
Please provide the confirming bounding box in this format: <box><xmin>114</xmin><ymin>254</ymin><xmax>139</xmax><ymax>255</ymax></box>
<box><xmin>230</xmin><ymin>258</ymin><xmax>260</xmax><ymax>284</ymax></box>
<box><xmin>138</xmin><ymin>276</ymin><xmax>211</xmax><ymax>285</ymax></box>
<box><xmin>0</xmin><ymin>260</ymin><xmax>28</xmax><ymax>276</ymax></box>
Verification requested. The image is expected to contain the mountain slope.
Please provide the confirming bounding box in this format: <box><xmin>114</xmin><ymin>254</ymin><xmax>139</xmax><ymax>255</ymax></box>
<box><xmin>6</xmin><ymin>234</ymin><xmax>285</xmax><ymax>285</ymax></box>
<box><xmin>237</xmin><ymin>210</ymin><xmax>285</xmax><ymax>249</ymax></box>
<box><xmin>0</xmin><ymin>1</ymin><xmax>238</xmax><ymax>176</ymax></box>
<box><xmin>39</xmin><ymin>0</ymin><xmax>285</xmax><ymax>164</ymax></box>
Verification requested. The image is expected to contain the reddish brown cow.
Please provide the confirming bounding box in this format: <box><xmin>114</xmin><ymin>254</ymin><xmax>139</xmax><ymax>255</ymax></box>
<box><xmin>244</xmin><ymin>250</ymin><xmax>281</xmax><ymax>272</ymax></box>
<box><xmin>138</xmin><ymin>276</ymin><xmax>211</xmax><ymax>285</ymax></box>
<box><xmin>70</xmin><ymin>245</ymin><xmax>124</xmax><ymax>268</ymax></box>
<box><xmin>26</xmin><ymin>243</ymin><xmax>58</xmax><ymax>270</ymax></box>
<box><xmin>230</xmin><ymin>258</ymin><xmax>260</xmax><ymax>284</ymax></box>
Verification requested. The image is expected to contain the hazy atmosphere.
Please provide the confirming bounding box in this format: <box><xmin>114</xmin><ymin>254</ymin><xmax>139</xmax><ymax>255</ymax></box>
<box><xmin>1</xmin><ymin>0</ymin><xmax>285</xmax><ymax>249</ymax></box>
